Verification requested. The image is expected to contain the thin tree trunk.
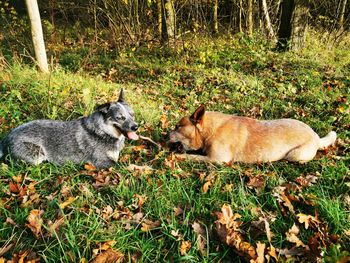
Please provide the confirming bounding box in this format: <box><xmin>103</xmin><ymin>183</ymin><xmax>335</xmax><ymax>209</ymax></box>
<box><xmin>239</xmin><ymin>0</ymin><xmax>243</xmax><ymax>33</ymax></box>
<box><xmin>261</xmin><ymin>0</ymin><xmax>275</xmax><ymax>40</ymax></box>
<box><xmin>247</xmin><ymin>0</ymin><xmax>253</xmax><ymax>36</ymax></box>
<box><xmin>213</xmin><ymin>0</ymin><xmax>219</xmax><ymax>34</ymax></box>
<box><xmin>157</xmin><ymin>0</ymin><xmax>163</xmax><ymax>38</ymax></box>
<box><xmin>25</xmin><ymin>0</ymin><xmax>49</xmax><ymax>73</ymax></box>
<box><xmin>277</xmin><ymin>0</ymin><xmax>294</xmax><ymax>50</ymax></box>
<box><xmin>164</xmin><ymin>0</ymin><xmax>176</xmax><ymax>44</ymax></box>
<box><xmin>290</xmin><ymin>0</ymin><xmax>309</xmax><ymax>50</ymax></box>
<box><xmin>338</xmin><ymin>0</ymin><xmax>347</xmax><ymax>30</ymax></box>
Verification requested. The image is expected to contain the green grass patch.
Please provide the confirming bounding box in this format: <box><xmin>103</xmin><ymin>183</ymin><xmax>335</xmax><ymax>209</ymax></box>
<box><xmin>0</xmin><ymin>34</ymin><xmax>349</xmax><ymax>262</ymax></box>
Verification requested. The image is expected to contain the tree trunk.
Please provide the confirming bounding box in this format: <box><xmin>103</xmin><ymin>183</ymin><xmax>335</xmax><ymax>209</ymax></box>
<box><xmin>290</xmin><ymin>0</ymin><xmax>309</xmax><ymax>50</ymax></box>
<box><xmin>25</xmin><ymin>0</ymin><xmax>49</xmax><ymax>73</ymax></box>
<box><xmin>157</xmin><ymin>0</ymin><xmax>163</xmax><ymax>38</ymax></box>
<box><xmin>164</xmin><ymin>0</ymin><xmax>176</xmax><ymax>44</ymax></box>
<box><xmin>277</xmin><ymin>0</ymin><xmax>294</xmax><ymax>50</ymax></box>
<box><xmin>213</xmin><ymin>0</ymin><xmax>219</xmax><ymax>34</ymax></box>
<box><xmin>261</xmin><ymin>0</ymin><xmax>275</xmax><ymax>40</ymax></box>
<box><xmin>338</xmin><ymin>0</ymin><xmax>347</xmax><ymax>30</ymax></box>
<box><xmin>247</xmin><ymin>0</ymin><xmax>253</xmax><ymax>36</ymax></box>
<box><xmin>239</xmin><ymin>0</ymin><xmax>243</xmax><ymax>33</ymax></box>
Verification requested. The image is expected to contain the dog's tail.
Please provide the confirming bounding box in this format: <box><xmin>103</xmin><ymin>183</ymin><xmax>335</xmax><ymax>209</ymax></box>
<box><xmin>319</xmin><ymin>131</ymin><xmax>337</xmax><ymax>150</ymax></box>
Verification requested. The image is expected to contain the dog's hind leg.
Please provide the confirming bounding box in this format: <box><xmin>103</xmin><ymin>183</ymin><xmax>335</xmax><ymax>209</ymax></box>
<box><xmin>284</xmin><ymin>143</ymin><xmax>318</xmax><ymax>163</ymax></box>
<box><xmin>12</xmin><ymin>141</ymin><xmax>47</xmax><ymax>165</ymax></box>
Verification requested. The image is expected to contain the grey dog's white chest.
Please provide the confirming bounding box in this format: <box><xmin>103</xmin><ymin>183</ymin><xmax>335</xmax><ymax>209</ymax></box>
<box><xmin>106</xmin><ymin>136</ymin><xmax>125</xmax><ymax>162</ymax></box>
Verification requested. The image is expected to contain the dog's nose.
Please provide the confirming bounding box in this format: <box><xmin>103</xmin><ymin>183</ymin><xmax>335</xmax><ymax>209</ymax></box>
<box><xmin>131</xmin><ymin>124</ymin><xmax>138</xmax><ymax>131</ymax></box>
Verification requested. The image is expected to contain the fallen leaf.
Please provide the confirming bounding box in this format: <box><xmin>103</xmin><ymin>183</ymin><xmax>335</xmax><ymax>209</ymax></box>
<box><xmin>267</xmin><ymin>245</ymin><xmax>278</xmax><ymax>261</ymax></box>
<box><xmin>141</xmin><ymin>219</ymin><xmax>160</xmax><ymax>232</ymax></box>
<box><xmin>285</xmin><ymin>224</ymin><xmax>308</xmax><ymax>248</ymax></box>
<box><xmin>192</xmin><ymin>222</ymin><xmax>207</xmax><ymax>256</ymax></box>
<box><xmin>173</xmin><ymin>206</ymin><xmax>184</xmax><ymax>217</ymax></box>
<box><xmin>48</xmin><ymin>217</ymin><xmax>65</xmax><ymax>236</ymax></box>
<box><xmin>273</xmin><ymin>186</ymin><xmax>295</xmax><ymax>214</ymax></box>
<box><xmin>5</xmin><ymin>217</ymin><xmax>18</xmax><ymax>227</ymax></box>
<box><xmin>59</xmin><ymin>196</ymin><xmax>78</xmax><ymax>209</ymax></box>
<box><xmin>25</xmin><ymin>209</ymin><xmax>44</xmax><ymax>239</ymax></box>
<box><xmin>295</xmin><ymin>174</ymin><xmax>318</xmax><ymax>187</ymax></box>
<box><xmin>84</xmin><ymin>163</ymin><xmax>97</xmax><ymax>171</ymax></box>
<box><xmin>180</xmin><ymin>240</ymin><xmax>191</xmax><ymax>255</ymax></box>
<box><xmin>202</xmin><ymin>181</ymin><xmax>212</xmax><ymax>193</ymax></box>
<box><xmin>253</xmin><ymin>242</ymin><xmax>266</xmax><ymax>263</ymax></box>
<box><xmin>0</xmin><ymin>243</ymin><xmax>13</xmax><ymax>257</ymax></box>
<box><xmin>297</xmin><ymin>213</ymin><xmax>321</xmax><ymax>230</ymax></box>
<box><xmin>215</xmin><ymin>204</ymin><xmax>257</xmax><ymax>260</ymax></box>
<box><xmin>100</xmin><ymin>241</ymin><xmax>116</xmax><ymax>251</ymax></box>
<box><xmin>9</xmin><ymin>182</ymin><xmax>21</xmax><ymax>194</ymax></box>
<box><xmin>160</xmin><ymin>114</ymin><xmax>169</xmax><ymax>130</ymax></box>
<box><xmin>91</xmin><ymin>248</ymin><xmax>124</xmax><ymax>263</ymax></box>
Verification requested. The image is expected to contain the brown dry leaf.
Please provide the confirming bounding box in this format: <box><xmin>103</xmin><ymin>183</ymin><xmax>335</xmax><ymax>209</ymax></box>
<box><xmin>160</xmin><ymin>114</ymin><xmax>169</xmax><ymax>130</ymax></box>
<box><xmin>295</xmin><ymin>174</ymin><xmax>318</xmax><ymax>187</ymax></box>
<box><xmin>267</xmin><ymin>245</ymin><xmax>278</xmax><ymax>261</ymax></box>
<box><xmin>192</xmin><ymin>222</ymin><xmax>207</xmax><ymax>256</ymax></box>
<box><xmin>173</xmin><ymin>206</ymin><xmax>184</xmax><ymax>217</ymax></box>
<box><xmin>84</xmin><ymin>163</ymin><xmax>97</xmax><ymax>171</ymax></box>
<box><xmin>297</xmin><ymin>213</ymin><xmax>321</xmax><ymax>230</ymax></box>
<box><xmin>171</xmin><ymin>229</ymin><xmax>184</xmax><ymax>241</ymax></box>
<box><xmin>91</xmin><ymin>248</ymin><xmax>124</xmax><ymax>263</ymax></box>
<box><xmin>202</xmin><ymin>181</ymin><xmax>212</xmax><ymax>193</ymax></box>
<box><xmin>247</xmin><ymin>175</ymin><xmax>265</xmax><ymax>191</ymax></box>
<box><xmin>12</xmin><ymin>175</ymin><xmax>23</xmax><ymax>183</ymax></box>
<box><xmin>215</xmin><ymin>204</ymin><xmax>257</xmax><ymax>260</ymax></box>
<box><xmin>164</xmin><ymin>153</ymin><xmax>176</xmax><ymax>169</ymax></box>
<box><xmin>59</xmin><ymin>196</ymin><xmax>78</xmax><ymax>209</ymax></box>
<box><xmin>25</xmin><ymin>209</ymin><xmax>44</xmax><ymax>239</ymax></box>
<box><xmin>9</xmin><ymin>182</ymin><xmax>21</xmax><ymax>194</ymax></box>
<box><xmin>133</xmin><ymin>194</ymin><xmax>146</xmax><ymax>208</ymax></box>
<box><xmin>48</xmin><ymin>217</ymin><xmax>65</xmax><ymax>236</ymax></box>
<box><xmin>180</xmin><ymin>240</ymin><xmax>191</xmax><ymax>256</ymax></box>
<box><xmin>0</xmin><ymin>243</ymin><xmax>13</xmax><ymax>257</ymax></box>
<box><xmin>251</xmin><ymin>242</ymin><xmax>266</xmax><ymax>263</ymax></box>
<box><xmin>141</xmin><ymin>219</ymin><xmax>161</xmax><ymax>232</ymax></box>
<box><xmin>6</xmin><ymin>217</ymin><xmax>18</xmax><ymax>227</ymax></box>
<box><xmin>100</xmin><ymin>241</ymin><xmax>117</xmax><ymax>251</ymax></box>
<box><xmin>273</xmin><ymin>186</ymin><xmax>295</xmax><ymax>214</ymax></box>
<box><xmin>126</xmin><ymin>164</ymin><xmax>154</xmax><ymax>175</ymax></box>
<box><xmin>286</xmin><ymin>224</ymin><xmax>308</xmax><ymax>248</ymax></box>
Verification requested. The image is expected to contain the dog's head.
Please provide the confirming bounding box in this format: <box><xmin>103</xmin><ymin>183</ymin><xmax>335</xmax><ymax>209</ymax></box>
<box><xmin>168</xmin><ymin>105</ymin><xmax>206</xmax><ymax>151</ymax></box>
<box><xmin>96</xmin><ymin>89</ymin><xmax>139</xmax><ymax>140</ymax></box>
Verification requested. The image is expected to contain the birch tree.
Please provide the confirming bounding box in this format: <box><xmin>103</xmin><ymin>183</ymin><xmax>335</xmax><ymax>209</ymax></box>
<box><xmin>25</xmin><ymin>0</ymin><xmax>49</xmax><ymax>73</ymax></box>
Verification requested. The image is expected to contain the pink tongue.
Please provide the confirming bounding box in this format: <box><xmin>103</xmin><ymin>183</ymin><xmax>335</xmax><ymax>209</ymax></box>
<box><xmin>127</xmin><ymin>131</ymin><xmax>139</xmax><ymax>140</ymax></box>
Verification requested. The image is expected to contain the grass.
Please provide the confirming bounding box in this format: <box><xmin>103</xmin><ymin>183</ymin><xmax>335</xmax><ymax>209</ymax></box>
<box><xmin>0</xmin><ymin>33</ymin><xmax>349</xmax><ymax>262</ymax></box>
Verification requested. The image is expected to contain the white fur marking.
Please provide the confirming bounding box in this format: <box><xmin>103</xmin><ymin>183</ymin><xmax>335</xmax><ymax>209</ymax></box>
<box><xmin>107</xmin><ymin>150</ymin><xmax>120</xmax><ymax>162</ymax></box>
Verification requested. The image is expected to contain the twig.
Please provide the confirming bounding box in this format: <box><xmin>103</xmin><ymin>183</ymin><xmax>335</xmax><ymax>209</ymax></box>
<box><xmin>139</xmin><ymin>135</ymin><xmax>162</xmax><ymax>150</ymax></box>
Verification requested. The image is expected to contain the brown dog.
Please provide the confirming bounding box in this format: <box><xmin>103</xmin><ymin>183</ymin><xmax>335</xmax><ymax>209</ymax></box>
<box><xmin>168</xmin><ymin>105</ymin><xmax>337</xmax><ymax>163</ymax></box>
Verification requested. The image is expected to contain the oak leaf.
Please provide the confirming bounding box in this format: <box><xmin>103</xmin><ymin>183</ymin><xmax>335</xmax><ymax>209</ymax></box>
<box><xmin>25</xmin><ymin>209</ymin><xmax>44</xmax><ymax>239</ymax></box>
<box><xmin>91</xmin><ymin>248</ymin><xmax>124</xmax><ymax>263</ymax></box>
<box><xmin>141</xmin><ymin>219</ymin><xmax>160</xmax><ymax>232</ymax></box>
<box><xmin>180</xmin><ymin>240</ymin><xmax>191</xmax><ymax>255</ymax></box>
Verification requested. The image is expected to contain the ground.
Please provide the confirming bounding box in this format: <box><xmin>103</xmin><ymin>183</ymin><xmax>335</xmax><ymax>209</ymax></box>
<box><xmin>0</xmin><ymin>34</ymin><xmax>349</xmax><ymax>262</ymax></box>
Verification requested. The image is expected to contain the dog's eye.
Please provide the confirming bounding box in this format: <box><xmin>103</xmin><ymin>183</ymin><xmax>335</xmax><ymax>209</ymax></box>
<box><xmin>118</xmin><ymin>116</ymin><xmax>126</xmax><ymax>121</ymax></box>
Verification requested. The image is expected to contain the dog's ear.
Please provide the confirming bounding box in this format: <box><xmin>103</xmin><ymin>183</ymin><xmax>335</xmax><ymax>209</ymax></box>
<box><xmin>95</xmin><ymin>102</ymin><xmax>111</xmax><ymax>114</ymax></box>
<box><xmin>118</xmin><ymin>89</ymin><xmax>125</xmax><ymax>103</ymax></box>
<box><xmin>190</xmin><ymin>105</ymin><xmax>205</xmax><ymax>124</ymax></box>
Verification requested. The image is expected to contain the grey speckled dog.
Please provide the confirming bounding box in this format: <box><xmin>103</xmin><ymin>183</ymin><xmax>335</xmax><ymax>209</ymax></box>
<box><xmin>0</xmin><ymin>90</ymin><xmax>139</xmax><ymax>169</ymax></box>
